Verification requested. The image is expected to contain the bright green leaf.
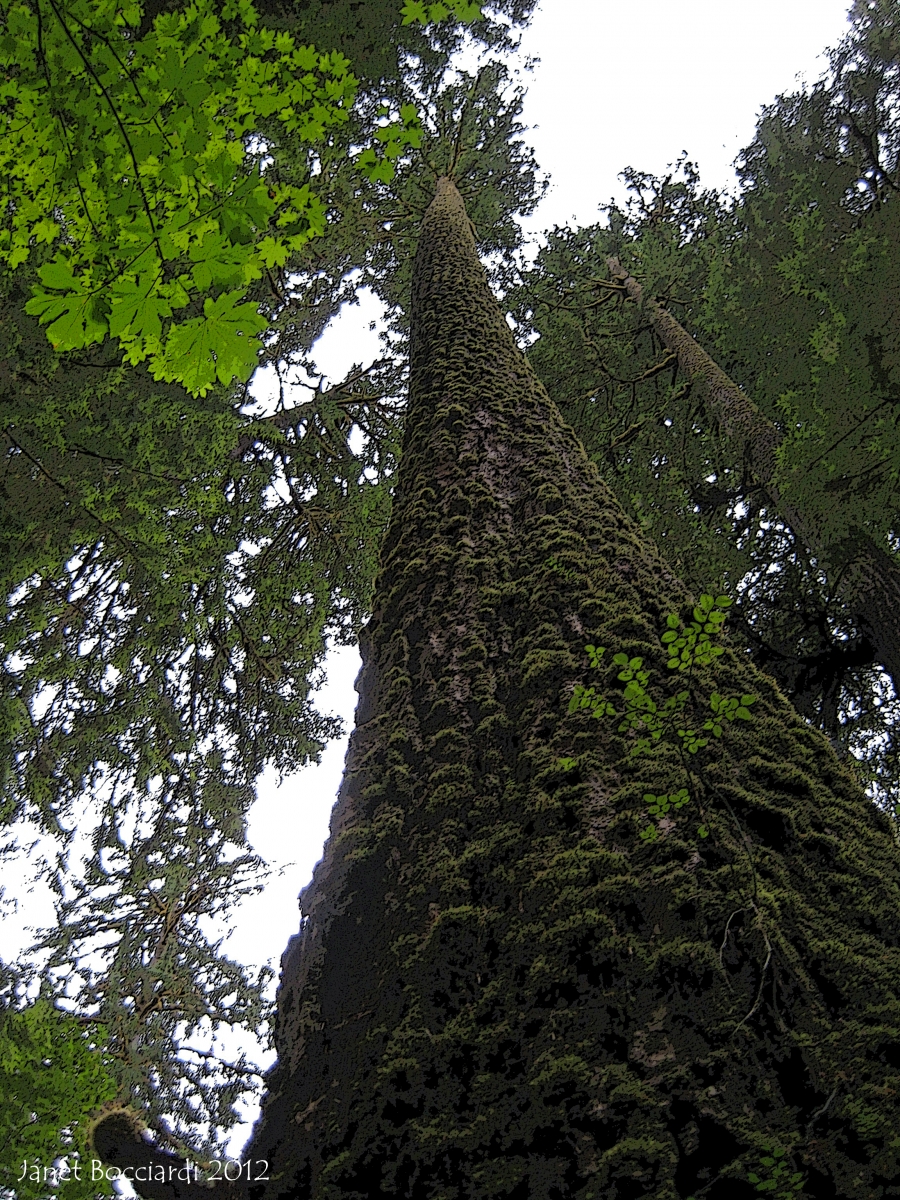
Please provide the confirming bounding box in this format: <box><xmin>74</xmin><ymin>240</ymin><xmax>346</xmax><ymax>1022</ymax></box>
<box><xmin>154</xmin><ymin>289</ymin><xmax>266</xmax><ymax>395</ymax></box>
<box><xmin>400</xmin><ymin>0</ymin><xmax>429</xmax><ymax>24</ymax></box>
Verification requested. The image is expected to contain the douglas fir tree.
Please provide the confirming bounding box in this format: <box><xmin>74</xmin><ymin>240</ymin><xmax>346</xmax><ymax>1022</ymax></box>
<box><xmin>95</xmin><ymin>177</ymin><xmax>900</xmax><ymax>1198</ymax></box>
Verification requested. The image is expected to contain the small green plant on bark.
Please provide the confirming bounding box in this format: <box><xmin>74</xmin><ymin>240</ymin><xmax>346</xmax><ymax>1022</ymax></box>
<box><xmin>746</xmin><ymin>1143</ymin><xmax>806</xmax><ymax>1197</ymax></box>
<box><xmin>682</xmin><ymin>1143</ymin><xmax>805</xmax><ymax>1200</ymax></box>
<box><xmin>566</xmin><ymin>594</ymin><xmax>756</xmax><ymax>840</ymax></box>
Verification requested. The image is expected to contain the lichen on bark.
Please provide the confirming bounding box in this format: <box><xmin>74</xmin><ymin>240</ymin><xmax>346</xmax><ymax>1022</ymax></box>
<box><xmin>97</xmin><ymin>177</ymin><xmax>900</xmax><ymax>1199</ymax></box>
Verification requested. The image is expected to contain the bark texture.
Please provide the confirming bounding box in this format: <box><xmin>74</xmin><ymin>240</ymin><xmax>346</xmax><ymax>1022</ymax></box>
<box><xmin>97</xmin><ymin>179</ymin><xmax>900</xmax><ymax>1199</ymax></box>
<box><xmin>606</xmin><ymin>254</ymin><xmax>900</xmax><ymax>705</ymax></box>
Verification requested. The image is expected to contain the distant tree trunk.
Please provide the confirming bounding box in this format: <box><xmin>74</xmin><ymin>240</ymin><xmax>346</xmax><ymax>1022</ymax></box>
<box><xmin>98</xmin><ymin>178</ymin><xmax>900</xmax><ymax>1199</ymax></box>
<box><xmin>606</xmin><ymin>255</ymin><xmax>900</xmax><ymax>706</ymax></box>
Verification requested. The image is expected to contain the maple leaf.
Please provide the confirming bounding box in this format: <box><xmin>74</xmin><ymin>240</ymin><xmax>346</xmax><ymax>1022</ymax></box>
<box><xmin>153</xmin><ymin>289</ymin><xmax>267</xmax><ymax>396</ymax></box>
<box><xmin>107</xmin><ymin>274</ymin><xmax>172</xmax><ymax>350</ymax></box>
<box><xmin>400</xmin><ymin>0</ymin><xmax>429</xmax><ymax>24</ymax></box>
<box><xmin>25</xmin><ymin>270</ymin><xmax>108</xmax><ymax>351</ymax></box>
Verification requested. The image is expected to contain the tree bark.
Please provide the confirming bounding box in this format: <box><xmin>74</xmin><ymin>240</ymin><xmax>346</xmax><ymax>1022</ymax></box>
<box><xmin>607</xmin><ymin>254</ymin><xmax>900</xmax><ymax>703</ymax></box>
<box><xmin>97</xmin><ymin>179</ymin><xmax>900</xmax><ymax>1199</ymax></box>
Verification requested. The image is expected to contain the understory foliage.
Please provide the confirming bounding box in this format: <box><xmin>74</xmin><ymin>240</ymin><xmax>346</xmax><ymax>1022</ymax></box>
<box><xmin>0</xmin><ymin>998</ymin><xmax>117</xmax><ymax>1200</ymax></box>
<box><xmin>3</xmin><ymin>0</ymin><xmax>354</xmax><ymax>395</ymax></box>
<box><xmin>0</xmin><ymin>0</ymin><xmax>492</xmax><ymax>394</ymax></box>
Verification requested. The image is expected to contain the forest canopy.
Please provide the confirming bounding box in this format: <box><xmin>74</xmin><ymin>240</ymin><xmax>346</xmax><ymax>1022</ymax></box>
<box><xmin>1</xmin><ymin>0</ymin><xmax>898</xmax><ymax>1182</ymax></box>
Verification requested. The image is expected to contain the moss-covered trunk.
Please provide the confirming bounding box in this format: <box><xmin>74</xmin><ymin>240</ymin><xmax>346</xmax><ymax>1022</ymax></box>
<box><xmin>234</xmin><ymin>178</ymin><xmax>900</xmax><ymax>1198</ymax></box>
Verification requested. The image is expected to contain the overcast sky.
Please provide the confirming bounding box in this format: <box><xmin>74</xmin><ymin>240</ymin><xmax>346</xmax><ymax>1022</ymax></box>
<box><xmin>2</xmin><ymin>0</ymin><xmax>856</xmax><ymax>1156</ymax></box>
<box><xmin>516</xmin><ymin>0</ymin><xmax>854</xmax><ymax>232</ymax></box>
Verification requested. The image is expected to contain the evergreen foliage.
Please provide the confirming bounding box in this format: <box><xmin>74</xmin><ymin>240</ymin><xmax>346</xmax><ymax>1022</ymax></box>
<box><xmin>33</xmin><ymin>785</ymin><xmax>276</xmax><ymax>1153</ymax></box>
<box><xmin>0</xmin><ymin>998</ymin><xmax>117</xmax><ymax>1200</ymax></box>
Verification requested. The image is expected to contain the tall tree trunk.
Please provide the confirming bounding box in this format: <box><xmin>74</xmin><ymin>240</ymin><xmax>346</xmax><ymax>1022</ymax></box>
<box><xmin>97</xmin><ymin>179</ymin><xmax>900</xmax><ymax>1199</ymax></box>
<box><xmin>606</xmin><ymin>255</ymin><xmax>900</xmax><ymax>705</ymax></box>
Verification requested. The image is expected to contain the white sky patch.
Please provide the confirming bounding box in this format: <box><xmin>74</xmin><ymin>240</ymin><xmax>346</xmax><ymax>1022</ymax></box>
<box><xmin>515</xmin><ymin>0</ymin><xmax>852</xmax><ymax>237</ymax></box>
